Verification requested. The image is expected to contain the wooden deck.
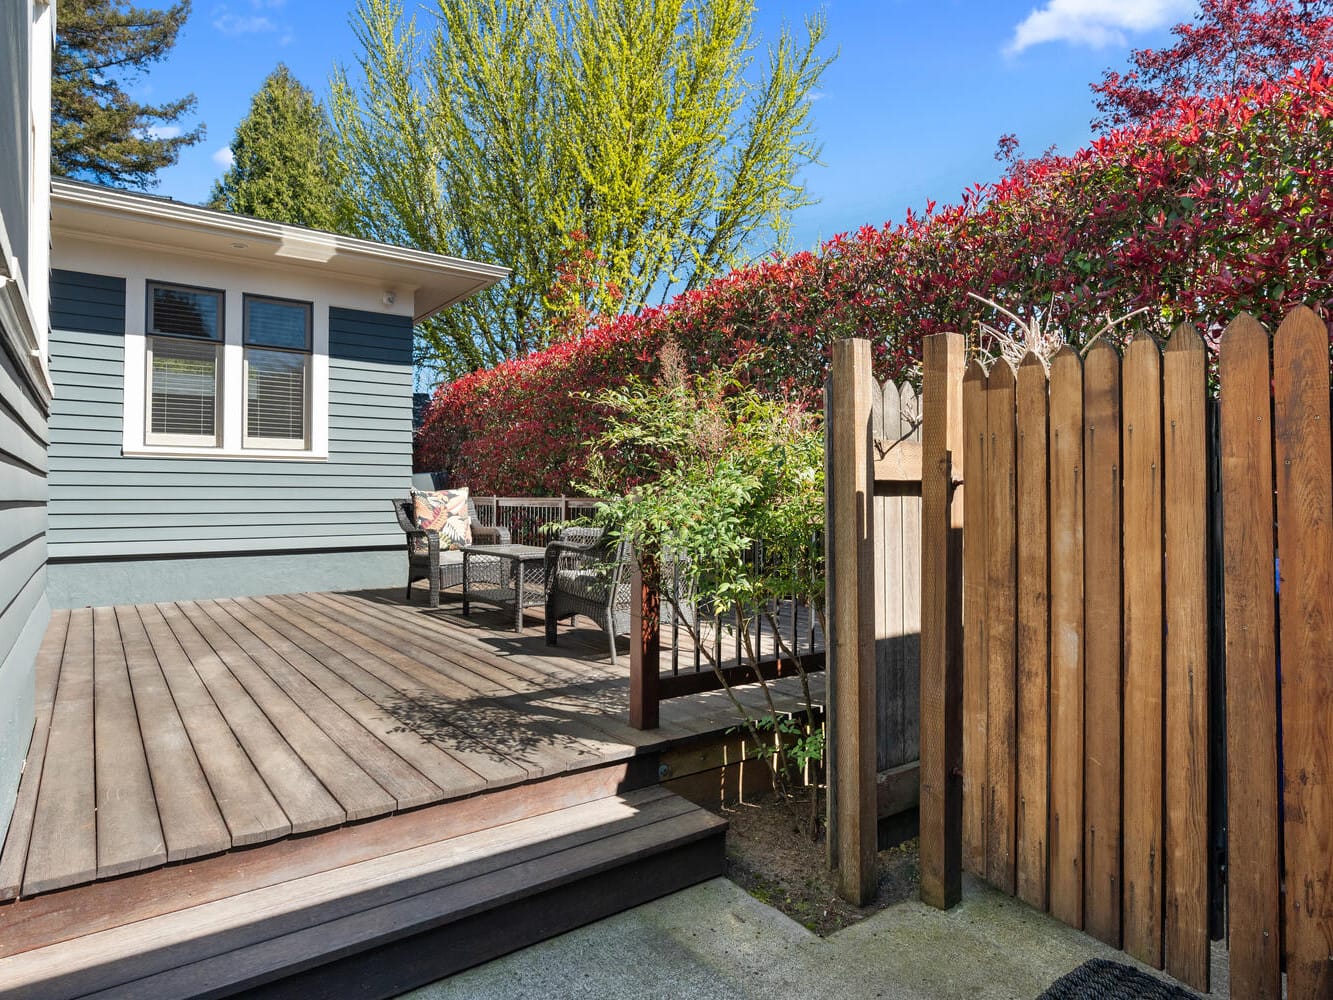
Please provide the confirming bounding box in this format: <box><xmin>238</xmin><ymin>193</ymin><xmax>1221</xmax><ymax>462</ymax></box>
<box><xmin>0</xmin><ymin>586</ymin><xmax>820</xmax><ymax>902</ymax></box>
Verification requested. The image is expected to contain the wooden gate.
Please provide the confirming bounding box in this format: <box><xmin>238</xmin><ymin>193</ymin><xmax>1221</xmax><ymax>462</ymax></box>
<box><xmin>831</xmin><ymin>308</ymin><xmax>1333</xmax><ymax>999</ymax></box>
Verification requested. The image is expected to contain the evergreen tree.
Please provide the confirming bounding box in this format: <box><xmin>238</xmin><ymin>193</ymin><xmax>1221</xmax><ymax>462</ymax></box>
<box><xmin>330</xmin><ymin>0</ymin><xmax>831</xmax><ymax>381</ymax></box>
<box><xmin>209</xmin><ymin>65</ymin><xmax>340</xmax><ymax>230</ymax></box>
<box><xmin>52</xmin><ymin>0</ymin><xmax>205</xmax><ymax>189</ymax></box>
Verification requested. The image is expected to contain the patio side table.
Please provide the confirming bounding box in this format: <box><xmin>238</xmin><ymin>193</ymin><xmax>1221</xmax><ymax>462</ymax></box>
<box><xmin>460</xmin><ymin>543</ymin><xmax>549</xmax><ymax>633</ymax></box>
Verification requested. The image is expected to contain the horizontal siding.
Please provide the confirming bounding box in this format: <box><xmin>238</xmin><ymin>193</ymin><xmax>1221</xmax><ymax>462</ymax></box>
<box><xmin>46</xmin><ymin>290</ymin><xmax>415</xmax><ymax>598</ymax></box>
<box><xmin>0</xmin><ymin>313</ymin><xmax>50</xmax><ymax>848</ymax></box>
<box><xmin>51</xmin><ymin>270</ymin><xmax>126</xmax><ymax>334</ymax></box>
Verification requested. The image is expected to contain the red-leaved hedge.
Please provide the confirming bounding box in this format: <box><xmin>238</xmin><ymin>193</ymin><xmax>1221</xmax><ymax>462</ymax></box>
<box><xmin>418</xmin><ymin>63</ymin><xmax>1333</xmax><ymax>495</ymax></box>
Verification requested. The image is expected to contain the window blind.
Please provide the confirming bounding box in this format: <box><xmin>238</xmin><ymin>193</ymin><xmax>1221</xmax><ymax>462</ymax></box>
<box><xmin>150</xmin><ymin>337</ymin><xmax>218</xmax><ymax>439</ymax></box>
<box><xmin>245</xmin><ymin>348</ymin><xmax>307</xmax><ymax>444</ymax></box>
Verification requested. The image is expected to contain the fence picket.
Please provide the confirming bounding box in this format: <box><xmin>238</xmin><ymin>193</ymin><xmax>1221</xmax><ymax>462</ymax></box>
<box><xmin>876</xmin><ymin>381</ymin><xmax>906</xmax><ymax>770</ymax></box>
<box><xmin>899</xmin><ymin>383</ymin><xmax>923</xmax><ymax>764</ymax></box>
<box><xmin>1082</xmin><ymin>340</ymin><xmax>1123</xmax><ymax>948</ymax></box>
<box><xmin>985</xmin><ymin>361</ymin><xmax>1018</xmax><ymax>895</ymax></box>
<box><xmin>1272</xmin><ymin>306</ymin><xmax>1333</xmax><ymax>999</ymax></box>
<box><xmin>1219</xmin><ymin>314</ymin><xmax>1283</xmax><ymax>1000</ymax></box>
<box><xmin>1048</xmin><ymin>345</ymin><xmax>1085</xmax><ymax>929</ymax></box>
<box><xmin>1015</xmin><ymin>352</ymin><xmax>1050</xmax><ymax>911</ymax></box>
<box><xmin>1121</xmin><ymin>336</ymin><xmax>1165</xmax><ymax>968</ymax></box>
<box><xmin>962</xmin><ymin>360</ymin><xmax>989</xmax><ymax>876</ymax></box>
<box><xmin>1162</xmin><ymin>324</ymin><xmax>1210</xmax><ymax>991</ymax></box>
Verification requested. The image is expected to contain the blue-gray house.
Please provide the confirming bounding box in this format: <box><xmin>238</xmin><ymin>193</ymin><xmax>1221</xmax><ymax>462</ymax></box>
<box><xmin>46</xmin><ymin>179</ymin><xmax>507</xmax><ymax>609</ymax></box>
<box><xmin>0</xmin><ymin>0</ymin><xmax>53</xmax><ymax>864</ymax></box>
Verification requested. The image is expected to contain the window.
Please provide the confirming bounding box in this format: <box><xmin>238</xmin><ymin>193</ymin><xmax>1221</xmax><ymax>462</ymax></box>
<box><xmin>125</xmin><ymin>278</ymin><xmax>328</xmax><ymax>460</ymax></box>
<box><xmin>243</xmin><ymin>295</ymin><xmax>311</xmax><ymax>449</ymax></box>
<box><xmin>146</xmin><ymin>282</ymin><xmax>223</xmax><ymax>446</ymax></box>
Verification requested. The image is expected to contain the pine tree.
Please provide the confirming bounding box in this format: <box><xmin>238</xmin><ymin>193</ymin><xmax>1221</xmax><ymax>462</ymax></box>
<box><xmin>52</xmin><ymin>0</ymin><xmax>205</xmax><ymax>189</ymax></box>
<box><xmin>209</xmin><ymin>65</ymin><xmax>340</xmax><ymax>230</ymax></box>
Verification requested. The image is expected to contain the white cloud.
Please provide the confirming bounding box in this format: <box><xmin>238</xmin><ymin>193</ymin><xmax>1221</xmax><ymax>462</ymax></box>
<box><xmin>146</xmin><ymin>124</ymin><xmax>182</xmax><ymax>140</ymax></box>
<box><xmin>1005</xmin><ymin>0</ymin><xmax>1195</xmax><ymax>55</ymax></box>
<box><xmin>213</xmin><ymin>11</ymin><xmax>275</xmax><ymax>35</ymax></box>
<box><xmin>212</xmin><ymin>146</ymin><xmax>235</xmax><ymax>168</ymax></box>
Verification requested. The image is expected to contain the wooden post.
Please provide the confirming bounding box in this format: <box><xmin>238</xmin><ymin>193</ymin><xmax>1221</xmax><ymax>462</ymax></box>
<box><xmin>629</xmin><ymin>552</ymin><xmax>660</xmax><ymax>730</ymax></box>
<box><xmin>828</xmin><ymin>338</ymin><xmax>877</xmax><ymax>905</ymax></box>
<box><xmin>920</xmin><ymin>331</ymin><xmax>965</xmax><ymax>910</ymax></box>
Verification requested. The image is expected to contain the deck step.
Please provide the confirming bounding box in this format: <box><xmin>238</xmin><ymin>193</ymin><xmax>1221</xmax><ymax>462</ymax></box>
<box><xmin>0</xmin><ymin>788</ymin><xmax>726</xmax><ymax>1000</ymax></box>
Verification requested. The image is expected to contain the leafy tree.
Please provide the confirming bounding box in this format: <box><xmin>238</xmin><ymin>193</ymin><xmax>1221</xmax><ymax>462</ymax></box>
<box><xmin>1091</xmin><ymin>0</ymin><xmax>1333</xmax><ymax>128</ymax></box>
<box><xmin>52</xmin><ymin>0</ymin><xmax>205</xmax><ymax>188</ymax></box>
<box><xmin>209</xmin><ymin>65</ymin><xmax>340</xmax><ymax>230</ymax></box>
<box><xmin>330</xmin><ymin>0</ymin><xmax>831</xmax><ymax>382</ymax></box>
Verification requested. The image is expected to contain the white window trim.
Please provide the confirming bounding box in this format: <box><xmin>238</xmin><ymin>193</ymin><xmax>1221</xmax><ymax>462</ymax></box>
<box><xmin>123</xmin><ymin>274</ymin><xmax>330</xmax><ymax>461</ymax></box>
<box><xmin>241</xmin><ymin>295</ymin><xmax>313</xmax><ymax>450</ymax></box>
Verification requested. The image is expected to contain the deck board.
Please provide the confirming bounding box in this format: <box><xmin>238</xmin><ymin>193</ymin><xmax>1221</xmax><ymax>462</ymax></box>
<box><xmin>158</xmin><ymin>602</ymin><xmax>345</xmax><ymax>835</ymax></box>
<box><xmin>291</xmin><ymin>592</ymin><xmax>618</xmax><ymax>777</ymax></box>
<box><xmin>135</xmin><ymin>604</ymin><xmax>291</xmax><ymax>847</ymax></box>
<box><xmin>176</xmin><ymin>601</ymin><xmax>396</xmax><ymax>824</ymax></box>
<box><xmin>196</xmin><ymin>599</ymin><xmax>441</xmax><ymax>812</ymax></box>
<box><xmin>92</xmin><ymin>606</ymin><xmax>167</xmax><ymax>880</ymax></box>
<box><xmin>23</xmin><ymin>608</ymin><xmax>97</xmax><ymax>896</ymax></box>
<box><xmin>113</xmin><ymin>605</ymin><xmax>230</xmax><ymax>864</ymax></box>
<box><xmin>0</xmin><ymin>586</ymin><xmax>821</xmax><ymax>902</ymax></box>
<box><xmin>0</xmin><ymin>611</ymin><xmax>67</xmax><ymax>900</ymax></box>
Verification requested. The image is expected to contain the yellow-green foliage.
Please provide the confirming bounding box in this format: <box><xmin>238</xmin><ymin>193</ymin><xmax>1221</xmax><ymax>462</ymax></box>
<box><xmin>330</xmin><ymin>0</ymin><xmax>831</xmax><ymax>380</ymax></box>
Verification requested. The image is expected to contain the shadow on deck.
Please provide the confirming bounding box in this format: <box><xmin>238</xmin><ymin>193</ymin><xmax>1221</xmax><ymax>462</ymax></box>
<box><xmin>2</xmin><ymin>585</ymin><xmax>813</xmax><ymax>902</ymax></box>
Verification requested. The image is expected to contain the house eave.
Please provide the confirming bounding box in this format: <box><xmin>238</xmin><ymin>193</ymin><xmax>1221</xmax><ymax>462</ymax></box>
<box><xmin>50</xmin><ymin>178</ymin><xmax>510</xmax><ymax>323</ymax></box>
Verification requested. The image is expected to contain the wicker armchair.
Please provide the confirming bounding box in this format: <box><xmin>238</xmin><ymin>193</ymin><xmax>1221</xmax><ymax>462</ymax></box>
<box><xmin>392</xmin><ymin>494</ymin><xmax>510</xmax><ymax>608</ymax></box>
<box><xmin>543</xmin><ymin>526</ymin><xmax>632</xmax><ymax>665</ymax></box>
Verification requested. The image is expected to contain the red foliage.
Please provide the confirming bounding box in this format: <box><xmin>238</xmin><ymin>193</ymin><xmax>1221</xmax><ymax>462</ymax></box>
<box><xmin>1091</xmin><ymin>0</ymin><xmax>1333</xmax><ymax>128</ymax></box>
<box><xmin>420</xmin><ymin>62</ymin><xmax>1333</xmax><ymax>495</ymax></box>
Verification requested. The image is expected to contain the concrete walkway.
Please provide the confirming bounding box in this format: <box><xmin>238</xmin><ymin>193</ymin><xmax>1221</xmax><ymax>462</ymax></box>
<box><xmin>404</xmin><ymin>875</ymin><xmax>1228</xmax><ymax>999</ymax></box>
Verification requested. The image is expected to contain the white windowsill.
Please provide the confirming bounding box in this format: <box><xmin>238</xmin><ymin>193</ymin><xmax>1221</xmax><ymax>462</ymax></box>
<box><xmin>122</xmin><ymin>446</ymin><xmax>328</xmax><ymax>462</ymax></box>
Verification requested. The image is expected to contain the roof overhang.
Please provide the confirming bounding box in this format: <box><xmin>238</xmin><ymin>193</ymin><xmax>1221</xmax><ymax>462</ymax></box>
<box><xmin>50</xmin><ymin>179</ymin><xmax>510</xmax><ymax>323</ymax></box>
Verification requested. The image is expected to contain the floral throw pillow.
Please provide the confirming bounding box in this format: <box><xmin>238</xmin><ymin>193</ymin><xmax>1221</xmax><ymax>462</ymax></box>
<box><xmin>411</xmin><ymin>486</ymin><xmax>473</xmax><ymax>551</ymax></box>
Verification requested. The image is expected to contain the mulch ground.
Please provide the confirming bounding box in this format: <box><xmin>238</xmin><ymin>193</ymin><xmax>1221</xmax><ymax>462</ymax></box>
<box><xmin>722</xmin><ymin>789</ymin><xmax>919</xmax><ymax>936</ymax></box>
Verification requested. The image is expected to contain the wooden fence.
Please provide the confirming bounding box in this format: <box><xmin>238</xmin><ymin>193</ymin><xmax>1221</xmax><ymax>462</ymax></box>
<box><xmin>826</xmin><ymin>341</ymin><xmax>932</xmax><ymax>901</ymax></box>
<box><xmin>831</xmin><ymin>307</ymin><xmax>1333</xmax><ymax>999</ymax></box>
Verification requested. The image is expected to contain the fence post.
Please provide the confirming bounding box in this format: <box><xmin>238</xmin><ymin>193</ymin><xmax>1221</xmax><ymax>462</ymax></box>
<box><xmin>629</xmin><ymin>552</ymin><xmax>660</xmax><ymax>730</ymax></box>
<box><xmin>920</xmin><ymin>331</ymin><xmax>965</xmax><ymax>910</ymax></box>
<box><xmin>828</xmin><ymin>338</ymin><xmax>877</xmax><ymax>905</ymax></box>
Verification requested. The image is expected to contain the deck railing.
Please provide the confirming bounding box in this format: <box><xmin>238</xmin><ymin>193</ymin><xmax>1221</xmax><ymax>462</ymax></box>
<box><xmin>470</xmin><ymin>495</ymin><xmax>600</xmax><ymax>547</ymax></box>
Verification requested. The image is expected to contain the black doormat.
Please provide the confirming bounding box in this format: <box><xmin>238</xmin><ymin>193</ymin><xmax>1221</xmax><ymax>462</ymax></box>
<box><xmin>1038</xmin><ymin>958</ymin><xmax>1202</xmax><ymax>1000</ymax></box>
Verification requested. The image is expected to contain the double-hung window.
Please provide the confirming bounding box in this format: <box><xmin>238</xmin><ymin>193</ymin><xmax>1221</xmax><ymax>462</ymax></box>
<box><xmin>243</xmin><ymin>295</ymin><xmax>312</xmax><ymax>450</ymax></box>
<box><xmin>146</xmin><ymin>282</ymin><xmax>223</xmax><ymax>446</ymax></box>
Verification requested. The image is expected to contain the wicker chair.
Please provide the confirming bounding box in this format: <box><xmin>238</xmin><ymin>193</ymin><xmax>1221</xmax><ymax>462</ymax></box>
<box><xmin>543</xmin><ymin>526</ymin><xmax>632</xmax><ymax>665</ymax></box>
<box><xmin>392</xmin><ymin>494</ymin><xmax>510</xmax><ymax>608</ymax></box>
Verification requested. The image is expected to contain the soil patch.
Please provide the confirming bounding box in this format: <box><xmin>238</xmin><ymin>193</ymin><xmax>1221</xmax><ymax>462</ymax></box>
<box><xmin>722</xmin><ymin>790</ymin><xmax>919</xmax><ymax>936</ymax></box>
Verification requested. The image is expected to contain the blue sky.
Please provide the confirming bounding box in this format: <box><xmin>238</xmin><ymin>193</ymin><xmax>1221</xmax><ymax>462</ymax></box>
<box><xmin>143</xmin><ymin>0</ymin><xmax>1198</xmax><ymax>253</ymax></box>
